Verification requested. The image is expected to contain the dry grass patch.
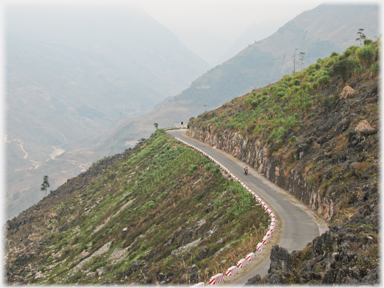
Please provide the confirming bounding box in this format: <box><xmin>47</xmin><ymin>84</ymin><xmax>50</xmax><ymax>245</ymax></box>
<box><xmin>340</xmin><ymin>86</ymin><xmax>355</xmax><ymax>99</ymax></box>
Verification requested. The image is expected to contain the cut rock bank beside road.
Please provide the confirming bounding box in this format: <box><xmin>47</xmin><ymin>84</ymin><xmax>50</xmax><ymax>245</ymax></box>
<box><xmin>167</xmin><ymin>129</ymin><xmax>327</xmax><ymax>285</ymax></box>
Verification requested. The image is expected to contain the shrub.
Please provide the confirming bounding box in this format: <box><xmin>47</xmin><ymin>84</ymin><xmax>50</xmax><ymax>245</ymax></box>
<box><xmin>312</xmin><ymin>82</ymin><xmax>319</xmax><ymax>90</ymax></box>
<box><xmin>332</xmin><ymin>93</ymin><xmax>340</xmax><ymax>107</ymax></box>
<box><xmin>307</xmin><ymin>175</ymin><xmax>316</xmax><ymax>187</ymax></box>
<box><xmin>285</xmin><ymin>87</ymin><xmax>292</xmax><ymax>97</ymax></box>
<box><xmin>297</xmin><ymin>90</ymin><xmax>304</xmax><ymax>97</ymax></box>
<box><xmin>293</xmin><ymin>79</ymin><xmax>301</xmax><ymax>85</ymax></box>
<box><xmin>270</xmin><ymin>126</ymin><xmax>288</xmax><ymax>140</ymax></box>
<box><xmin>270</xmin><ymin>85</ymin><xmax>277</xmax><ymax>92</ymax></box>
<box><xmin>276</xmin><ymin>91</ymin><xmax>285</xmax><ymax>98</ymax></box>
<box><xmin>92</xmin><ymin>261</ymin><xmax>108</xmax><ymax>272</ymax></box>
<box><xmin>283</xmin><ymin>115</ymin><xmax>301</xmax><ymax>128</ymax></box>
<box><xmin>139</xmin><ymin>200</ymin><xmax>155</xmax><ymax>213</ymax></box>
<box><xmin>356</xmin><ymin>44</ymin><xmax>376</xmax><ymax>68</ymax></box>
<box><xmin>215</xmin><ymin>196</ymin><xmax>232</xmax><ymax>208</ymax></box>
<box><xmin>331</xmin><ymin>51</ymin><xmax>339</xmax><ymax>57</ymax></box>
<box><xmin>189</xmin><ymin>164</ymin><xmax>198</xmax><ymax>173</ymax></box>
<box><xmin>262</xmin><ymin>88</ymin><xmax>269</xmax><ymax>95</ymax></box>
<box><xmin>318</xmin><ymin>75</ymin><xmax>331</xmax><ymax>85</ymax></box>
<box><xmin>302</xmin><ymin>100</ymin><xmax>313</xmax><ymax>111</ymax></box>
<box><xmin>315</xmin><ymin>63</ymin><xmax>321</xmax><ymax>70</ymax></box>
<box><xmin>287</xmin><ymin>136</ymin><xmax>297</xmax><ymax>144</ymax></box>
<box><xmin>370</xmin><ymin>62</ymin><xmax>379</xmax><ymax>74</ymax></box>
<box><xmin>316</xmin><ymin>94</ymin><xmax>324</xmax><ymax>103</ymax></box>
<box><xmin>331</xmin><ymin>58</ymin><xmax>357</xmax><ymax>81</ymax></box>
<box><xmin>301</xmin><ymin>82</ymin><xmax>311</xmax><ymax>91</ymax></box>
<box><xmin>212</xmin><ymin>166</ymin><xmax>220</xmax><ymax>174</ymax></box>
<box><xmin>227</xmin><ymin>182</ymin><xmax>253</xmax><ymax>217</ymax></box>
<box><xmin>244</xmin><ymin>95</ymin><xmax>255</xmax><ymax>107</ymax></box>
<box><xmin>364</xmin><ymin>39</ymin><xmax>373</xmax><ymax>46</ymax></box>
<box><xmin>343</xmin><ymin>49</ymin><xmax>352</xmax><ymax>57</ymax></box>
<box><xmin>325</xmin><ymin>59</ymin><xmax>335</xmax><ymax>68</ymax></box>
<box><xmin>322</xmin><ymin>93</ymin><xmax>339</xmax><ymax>109</ymax></box>
<box><xmin>355</xmin><ymin>66</ymin><xmax>366</xmax><ymax>75</ymax></box>
<box><xmin>205</xmin><ymin>163</ymin><xmax>215</xmax><ymax>170</ymax></box>
<box><xmin>322</xmin><ymin>97</ymin><xmax>331</xmax><ymax>108</ymax></box>
<box><xmin>292</xmin><ymin>86</ymin><xmax>300</xmax><ymax>93</ymax></box>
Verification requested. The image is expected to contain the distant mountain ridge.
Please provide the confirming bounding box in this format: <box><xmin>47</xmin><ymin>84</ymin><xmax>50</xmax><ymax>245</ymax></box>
<box><xmin>93</xmin><ymin>3</ymin><xmax>379</xmax><ymax>155</ymax></box>
<box><xmin>6</xmin><ymin>5</ymin><xmax>209</xmax><ymax>170</ymax></box>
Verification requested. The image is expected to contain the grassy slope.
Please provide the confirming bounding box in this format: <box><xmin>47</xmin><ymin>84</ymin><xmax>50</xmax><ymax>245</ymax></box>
<box><xmin>6</xmin><ymin>130</ymin><xmax>270</xmax><ymax>285</ymax></box>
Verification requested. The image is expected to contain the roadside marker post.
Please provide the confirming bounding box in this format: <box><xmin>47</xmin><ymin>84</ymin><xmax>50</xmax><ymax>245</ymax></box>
<box><xmin>225</xmin><ymin>266</ymin><xmax>237</xmax><ymax>277</ymax></box>
<box><xmin>209</xmin><ymin>274</ymin><xmax>224</xmax><ymax>285</ymax></box>
<box><xmin>237</xmin><ymin>259</ymin><xmax>247</xmax><ymax>269</ymax></box>
<box><xmin>246</xmin><ymin>252</ymin><xmax>255</xmax><ymax>262</ymax></box>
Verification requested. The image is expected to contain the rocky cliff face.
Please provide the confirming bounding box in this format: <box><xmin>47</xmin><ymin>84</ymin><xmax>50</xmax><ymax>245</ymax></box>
<box><xmin>188</xmin><ymin>77</ymin><xmax>378</xmax><ymax>223</ymax></box>
<box><xmin>187</xmin><ymin>51</ymin><xmax>379</xmax><ymax>284</ymax></box>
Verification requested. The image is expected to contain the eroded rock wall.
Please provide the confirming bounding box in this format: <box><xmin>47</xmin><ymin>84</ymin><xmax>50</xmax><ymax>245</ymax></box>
<box><xmin>188</xmin><ymin>125</ymin><xmax>331</xmax><ymax>221</ymax></box>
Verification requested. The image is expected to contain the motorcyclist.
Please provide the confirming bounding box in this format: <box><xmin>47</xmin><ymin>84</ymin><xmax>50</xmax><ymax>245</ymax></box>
<box><xmin>244</xmin><ymin>166</ymin><xmax>248</xmax><ymax>175</ymax></box>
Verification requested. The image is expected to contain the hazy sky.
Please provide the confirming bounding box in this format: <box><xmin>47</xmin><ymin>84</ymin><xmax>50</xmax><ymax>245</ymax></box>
<box><xmin>2</xmin><ymin>1</ymin><xmax>322</xmax><ymax>42</ymax></box>
<box><xmin>135</xmin><ymin>0</ymin><xmax>321</xmax><ymax>43</ymax></box>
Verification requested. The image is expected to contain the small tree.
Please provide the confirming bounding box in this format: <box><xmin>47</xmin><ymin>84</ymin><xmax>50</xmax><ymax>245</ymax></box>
<box><xmin>356</xmin><ymin>28</ymin><xmax>366</xmax><ymax>46</ymax></box>
<box><xmin>154</xmin><ymin>123</ymin><xmax>158</xmax><ymax>130</ymax></box>
<box><xmin>40</xmin><ymin>175</ymin><xmax>50</xmax><ymax>195</ymax></box>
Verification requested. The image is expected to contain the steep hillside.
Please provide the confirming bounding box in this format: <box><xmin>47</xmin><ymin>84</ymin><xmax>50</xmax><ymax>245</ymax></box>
<box><xmin>94</xmin><ymin>4</ymin><xmax>379</xmax><ymax>156</ymax></box>
<box><xmin>188</xmin><ymin>41</ymin><xmax>380</xmax><ymax>284</ymax></box>
<box><xmin>5</xmin><ymin>130</ymin><xmax>270</xmax><ymax>285</ymax></box>
<box><xmin>6</xmin><ymin>5</ymin><xmax>209</xmax><ymax>219</ymax></box>
<box><xmin>7</xmin><ymin>4</ymin><xmax>378</xmax><ymax>221</ymax></box>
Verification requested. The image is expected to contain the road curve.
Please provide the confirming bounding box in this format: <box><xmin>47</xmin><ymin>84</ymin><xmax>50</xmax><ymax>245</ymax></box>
<box><xmin>167</xmin><ymin>129</ymin><xmax>328</xmax><ymax>285</ymax></box>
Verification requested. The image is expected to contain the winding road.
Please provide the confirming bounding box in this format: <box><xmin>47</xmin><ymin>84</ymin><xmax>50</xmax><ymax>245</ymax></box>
<box><xmin>167</xmin><ymin>129</ymin><xmax>328</xmax><ymax>285</ymax></box>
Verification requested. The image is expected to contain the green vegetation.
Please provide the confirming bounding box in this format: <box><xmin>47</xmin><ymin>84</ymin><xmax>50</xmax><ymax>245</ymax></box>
<box><xmin>189</xmin><ymin>40</ymin><xmax>379</xmax><ymax>285</ymax></box>
<box><xmin>191</xmin><ymin>40</ymin><xmax>379</xmax><ymax>152</ymax></box>
<box><xmin>190</xmin><ymin>40</ymin><xmax>379</xmax><ymax>224</ymax></box>
<box><xmin>356</xmin><ymin>44</ymin><xmax>377</xmax><ymax>68</ymax></box>
<box><xmin>6</xmin><ymin>130</ymin><xmax>269</xmax><ymax>285</ymax></box>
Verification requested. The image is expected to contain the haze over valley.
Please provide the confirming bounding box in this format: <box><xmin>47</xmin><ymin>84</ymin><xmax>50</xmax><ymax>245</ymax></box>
<box><xmin>6</xmin><ymin>4</ymin><xmax>211</xmax><ymax>218</ymax></box>
<box><xmin>5</xmin><ymin>3</ymin><xmax>379</xmax><ymax>220</ymax></box>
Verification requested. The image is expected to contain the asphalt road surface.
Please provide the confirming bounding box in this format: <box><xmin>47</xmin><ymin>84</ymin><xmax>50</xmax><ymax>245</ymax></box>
<box><xmin>167</xmin><ymin>129</ymin><xmax>328</xmax><ymax>285</ymax></box>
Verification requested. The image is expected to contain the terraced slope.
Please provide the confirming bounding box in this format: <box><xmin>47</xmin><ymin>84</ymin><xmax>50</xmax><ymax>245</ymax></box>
<box><xmin>6</xmin><ymin>130</ymin><xmax>271</xmax><ymax>285</ymax></box>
